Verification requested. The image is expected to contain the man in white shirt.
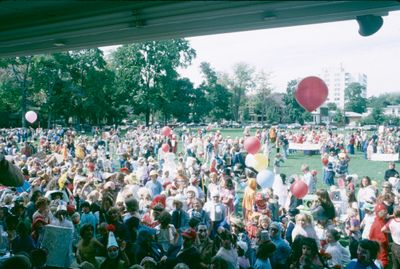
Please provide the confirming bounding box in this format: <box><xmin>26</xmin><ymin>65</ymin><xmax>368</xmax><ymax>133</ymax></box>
<box><xmin>301</xmin><ymin>164</ymin><xmax>316</xmax><ymax>194</ymax></box>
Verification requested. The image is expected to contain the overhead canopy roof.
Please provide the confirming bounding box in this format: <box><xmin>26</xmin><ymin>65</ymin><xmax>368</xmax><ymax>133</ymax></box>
<box><xmin>1</xmin><ymin>1</ymin><xmax>399</xmax><ymax>57</ymax></box>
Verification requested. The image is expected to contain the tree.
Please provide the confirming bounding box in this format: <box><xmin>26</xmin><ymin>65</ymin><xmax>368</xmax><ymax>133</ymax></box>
<box><xmin>264</xmin><ymin>98</ymin><xmax>282</xmax><ymax>123</ymax></box>
<box><xmin>345</xmin><ymin>82</ymin><xmax>367</xmax><ymax>113</ymax></box>
<box><xmin>370</xmin><ymin>107</ymin><xmax>385</xmax><ymax>123</ymax></box>
<box><xmin>31</xmin><ymin>53</ymin><xmax>73</xmax><ymax>127</ymax></box>
<box><xmin>198</xmin><ymin>62</ymin><xmax>232</xmax><ymax>121</ymax></box>
<box><xmin>326</xmin><ymin>102</ymin><xmax>337</xmax><ymax>111</ymax></box>
<box><xmin>0</xmin><ymin>56</ymin><xmax>33</xmax><ymax>127</ymax></box>
<box><xmin>219</xmin><ymin>62</ymin><xmax>255</xmax><ymax>122</ymax></box>
<box><xmin>112</xmin><ymin>39</ymin><xmax>196</xmax><ymax>125</ymax></box>
<box><xmin>368</xmin><ymin>93</ymin><xmax>400</xmax><ymax>109</ymax></box>
<box><xmin>253</xmin><ymin>70</ymin><xmax>273</xmax><ymax>124</ymax></box>
<box><xmin>332</xmin><ymin>109</ymin><xmax>345</xmax><ymax>125</ymax></box>
<box><xmin>282</xmin><ymin>79</ymin><xmax>312</xmax><ymax>124</ymax></box>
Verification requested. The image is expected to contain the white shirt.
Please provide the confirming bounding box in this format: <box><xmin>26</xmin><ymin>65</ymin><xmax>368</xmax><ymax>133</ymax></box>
<box><xmin>385</xmin><ymin>218</ymin><xmax>400</xmax><ymax>245</ymax></box>
<box><xmin>361</xmin><ymin>213</ymin><xmax>375</xmax><ymax>239</ymax></box>
<box><xmin>203</xmin><ymin>201</ymin><xmax>226</xmax><ymax>222</ymax></box>
<box><xmin>357</xmin><ymin>186</ymin><xmax>376</xmax><ymax>204</ymax></box>
<box><xmin>216</xmin><ymin>247</ymin><xmax>239</xmax><ymax>269</ymax></box>
<box><xmin>303</xmin><ymin>172</ymin><xmax>316</xmax><ymax>194</ymax></box>
<box><xmin>325</xmin><ymin>241</ymin><xmax>351</xmax><ymax>267</ymax></box>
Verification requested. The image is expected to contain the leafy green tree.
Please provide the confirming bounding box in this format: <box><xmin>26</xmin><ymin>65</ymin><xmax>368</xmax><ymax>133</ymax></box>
<box><xmin>345</xmin><ymin>82</ymin><xmax>367</xmax><ymax>113</ymax></box>
<box><xmin>158</xmin><ymin>77</ymin><xmax>194</xmax><ymax>122</ymax></box>
<box><xmin>282</xmin><ymin>79</ymin><xmax>312</xmax><ymax>124</ymax></box>
<box><xmin>332</xmin><ymin>109</ymin><xmax>345</xmax><ymax>125</ymax></box>
<box><xmin>264</xmin><ymin>98</ymin><xmax>282</xmax><ymax>123</ymax></box>
<box><xmin>198</xmin><ymin>62</ymin><xmax>232</xmax><ymax>121</ymax></box>
<box><xmin>68</xmin><ymin>49</ymin><xmax>116</xmax><ymax>125</ymax></box>
<box><xmin>31</xmin><ymin>53</ymin><xmax>73</xmax><ymax>127</ymax></box>
<box><xmin>253</xmin><ymin>70</ymin><xmax>273</xmax><ymax>124</ymax></box>
<box><xmin>368</xmin><ymin>93</ymin><xmax>400</xmax><ymax>109</ymax></box>
<box><xmin>0</xmin><ymin>56</ymin><xmax>33</xmax><ymax>127</ymax></box>
<box><xmin>370</xmin><ymin>107</ymin><xmax>386</xmax><ymax>123</ymax></box>
<box><xmin>220</xmin><ymin>62</ymin><xmax>255</xmax><ymax>122</ymax></box>
<box><xmin>112</xmin><ymin>39</ymin><xmax>195</xmax><ymax>125</ymax></box>
<box><xmin>326</xmin><ymin>102</ymin><xmax>337</xmax><ymax>111</ymax></box>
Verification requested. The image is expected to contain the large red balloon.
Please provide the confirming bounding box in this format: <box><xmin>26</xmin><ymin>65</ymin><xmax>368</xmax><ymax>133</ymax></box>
<box><xmin>161</xmin><ymin>126</ymin><xmax>172</xmax><ymax>136</ymax></box>
<box><xmin>295</xmin><ymin>76</ymin><xmax>328</xmax><ymax>112</ymax></box>
<box><xmin>161</xmin><ymin>143</ymin><xmax>170</xmax><ymax>153</ymax></box>
<box><xmin>290</xmin><ymin>180</ymin><xmax>308</xmax><ymax>199</ymax></box>
<box><xmin>322</xmin><ymin>157</ymin><xmax>328</xmax><ymax>166</ymax></box>
<box><xmin>244</xmin><ymin>137</ymin><xmax>261</xmax><ymax>154</ymax></box>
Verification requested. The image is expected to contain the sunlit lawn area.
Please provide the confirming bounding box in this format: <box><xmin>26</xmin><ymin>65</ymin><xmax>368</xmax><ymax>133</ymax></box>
<box><xmin>183</xmin><ymin>128</ymin><xmax>390</xmax><ymax>188</ymax></box>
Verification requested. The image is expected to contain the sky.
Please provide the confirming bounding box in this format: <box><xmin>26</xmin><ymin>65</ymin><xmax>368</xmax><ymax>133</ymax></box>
<box><xmin>102</xmin><ymin>11</ymin><xmax>400</xmax><ymax>97</ymax></box>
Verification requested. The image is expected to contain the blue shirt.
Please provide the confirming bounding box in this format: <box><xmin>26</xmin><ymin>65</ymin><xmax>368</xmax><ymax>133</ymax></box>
<box><xmin>254</xmin><ymin>258</ymin><xmax>272</xmax><ymax>269</ymax></box>
<box><xmin>345</xmin><ymin>261</ymin><xmax>379</xmax><ymax>269</ymax></box>
<box><xmin>80</xmin><ymin>212</ymin><xmax>98</xmax><ymax>234</ymax></box>
<box><xmin>145</xmin><ymin>180</ymin><xmax>163</xmax><ymax>197</ymax></box>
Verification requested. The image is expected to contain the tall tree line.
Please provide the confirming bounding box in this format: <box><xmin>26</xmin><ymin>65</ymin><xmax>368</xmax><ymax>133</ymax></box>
<box><xmin>0</xmin><ymin>39</ymin><xmax>272</xmax><ymax>128</ymax></box>
<box><xmin>5</xmin><ymin>38</ymin><xmax>394</xmax><ymax>128</ymax></box>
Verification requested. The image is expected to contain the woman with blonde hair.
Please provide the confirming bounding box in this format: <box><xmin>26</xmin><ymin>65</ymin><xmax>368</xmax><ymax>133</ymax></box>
<box><xmin>291</xmin><ymin>213</ymin><xmax>320</xmax><ymax>246</ymax></box>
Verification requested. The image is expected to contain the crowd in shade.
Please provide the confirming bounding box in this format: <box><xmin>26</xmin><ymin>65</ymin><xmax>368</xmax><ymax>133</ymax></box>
<box><xmin>0</xmin><ymin>125</ymin><xmax>399</xmax><ymax>269</ymax></box>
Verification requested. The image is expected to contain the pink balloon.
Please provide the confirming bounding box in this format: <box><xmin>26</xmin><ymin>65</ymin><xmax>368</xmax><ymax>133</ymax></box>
<box><xmin>244</xmin><ymin>137</ymin><xmax>261</xmax><ymax>154</ymax></box>
<box><xmin>25</xmin><ymin>111</ymin><xmax>37</xmax><ymax>124</ymax></box>
<box><xmin>161</xmin><ymin>126</ymin><xmax>172</xmax><ymax>136</ymax></box>
<box><xmin>161</xmin><ymin>143</ymin><xmax>170</xmax><ymax>153</ymax></box>
<box><xmin>295</xmin><ymin>76</ymin><xmax>328</xmax><ymax>112</ymax></box>
<box><xmin>290</xmin><ymin>180</ymin><xmax>308</xmax><ymax>199</ymax></box>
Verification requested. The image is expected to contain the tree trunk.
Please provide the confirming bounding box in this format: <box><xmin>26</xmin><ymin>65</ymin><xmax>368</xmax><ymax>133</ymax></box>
<box><xmin>47</xmin><ymin>112</ymin><xmax>52</xmax><ymax>129</ymax></box>
<box><xmin>145</xmin><ymin>108</ymin><xmax>150</xmax><ymax>126</ymax></box>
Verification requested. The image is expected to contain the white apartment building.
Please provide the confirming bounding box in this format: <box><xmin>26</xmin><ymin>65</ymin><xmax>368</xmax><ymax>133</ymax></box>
<box><xmin>320</xmin><ymin>64</ymin><xmax>367</xmax><ymax>109</ymax></box>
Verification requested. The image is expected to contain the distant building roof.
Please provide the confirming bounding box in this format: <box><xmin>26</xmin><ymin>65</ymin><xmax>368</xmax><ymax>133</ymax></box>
<box><xmin>345</xmin><ymin>111</ymin><xmax>363</xmax><ymax>117</ymax></box>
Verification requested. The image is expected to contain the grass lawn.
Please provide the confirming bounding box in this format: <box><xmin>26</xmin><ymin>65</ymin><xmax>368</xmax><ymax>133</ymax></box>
<box><xmin>184</xmin><ymin>128</ymin><xmax>390</xmax><ymax>188</ymax></box>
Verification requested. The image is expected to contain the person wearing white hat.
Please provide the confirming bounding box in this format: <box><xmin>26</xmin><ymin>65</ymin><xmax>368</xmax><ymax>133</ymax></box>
<box><xmin>51</xmin><ymin>201</ymin><xmax>74</xmax><ymax>229</ymax></box>
<box><xmin>145</xmin><ymin>170</ymin><xmax>162</xmax><ymax>198</ymax></box>
<box><xmin>100</xmin><ymin>231</ymin><xmax>130</xmax><ymax>269</ymax></box>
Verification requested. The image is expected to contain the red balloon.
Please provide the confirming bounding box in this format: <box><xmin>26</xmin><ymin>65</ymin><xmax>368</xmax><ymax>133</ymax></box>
<box><xmin>244</xmin><ymin>137</ymin><xmax>261</xmax><ymax>154</ymax></box>
<box><xmin>322</xmin><ymin>157</ymin><xmax>328</xmax><ymax>166</ymax></box>
<box><xmin>161</xmin><ymin>143</ymin><xmax>170</xmax><ymax>153</ymax></box>
<box><xmin>295</xmin><ymin>76</ymin><xmax>328</xmax><ymax>112</ymax></box>
<box><xmin>161</xmin><ymin>126</ymin><xmax>172</xmax><ymax>136</ymax></box>
<box><xmin>290</xmin><ymin>180</ymin><xmax>308</xmax><ymax>199</ymax></box>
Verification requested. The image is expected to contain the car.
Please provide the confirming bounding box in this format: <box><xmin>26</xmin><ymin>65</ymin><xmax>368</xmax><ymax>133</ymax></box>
<box><xmin>345</xmin><ymin>126</ymin><xmax>358</xmax><ymax>131</ymax></box>
<box><xmin>326</xmin><ymin>124</ymin><xmax>338</xmax><ymax>130</ymax></box>
<box><xmin>287</xmin><ymin>123</ymin><xmax>302</xmax><ymax>129</ymax></box>
<box><xmin>362</xmin><ymin>125</ymin><xmax>377</xmax><ymax>131</ymax></box>
<box><xmin>231</xmin><ymin>122</ymin><xmax>242</xmax><ymax>128</ymax></box>
<box><xmin>277</xmin><ymin>124</ymin><xmax>288</xmax><ymax>129</ymax></box>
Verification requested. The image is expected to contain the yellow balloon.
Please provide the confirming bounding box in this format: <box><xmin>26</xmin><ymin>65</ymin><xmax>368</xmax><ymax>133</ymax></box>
<box><xmin>254</xmin><ymin>153</ymin><xmax>268</xmax><ymax>172</ymax></box>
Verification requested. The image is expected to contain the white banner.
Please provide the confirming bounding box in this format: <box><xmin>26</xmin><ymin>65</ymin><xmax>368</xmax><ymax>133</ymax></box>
<box><xmin>370</xmin><ymin>153</ymin><xmax>399</xmax><ymax>162</ymax></box>
<box><xmin>289</xmin><ymin>143</ymin><xmax>321</xmax><ymax>151</ymax></box>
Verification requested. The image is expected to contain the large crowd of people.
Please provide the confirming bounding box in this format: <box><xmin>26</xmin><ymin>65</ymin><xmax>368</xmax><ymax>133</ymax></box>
<box><xmin>0</xmin><ymin>125</ymin><xmax>399</xmax><ymax>269</ymax></box>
